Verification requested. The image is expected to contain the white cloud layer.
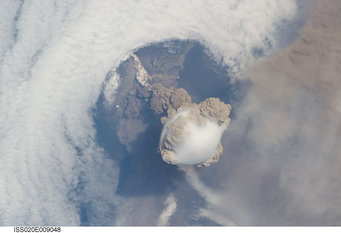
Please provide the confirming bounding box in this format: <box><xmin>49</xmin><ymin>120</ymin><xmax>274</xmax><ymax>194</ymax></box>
<box><xmin>157</xmin><ymin>194</ymin><xmax>177</xmax><ymax>226</ymax></box>
<box><xmin>0</xmin><ymin>0</ymin><xmax>297</xmax><ymax>225</ymax></box>
<box><xmin>174</xmin><ymin>119</ymin><xmax>224</xmax><ymax>165</ymax></box>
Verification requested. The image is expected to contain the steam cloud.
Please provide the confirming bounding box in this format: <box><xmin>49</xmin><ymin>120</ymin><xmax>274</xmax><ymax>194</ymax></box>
<box><xmin>159</xmin><ymin>97</ymin><xmax>231</xmax><ymax>167</ymax></box>
<box><xmin>174</xmin><ymin>119</ymin><xmax>223</xmax><ymax>165</ymax></box>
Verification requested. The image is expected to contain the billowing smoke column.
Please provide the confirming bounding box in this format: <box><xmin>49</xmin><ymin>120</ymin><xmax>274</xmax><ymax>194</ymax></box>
<box><xmin>159</xmin><ymin>98</ymin><xmax>231</xmax><ymax>167</ymax></box>
<box><xmin>110</xmin><ymin>52</ymin><xmax>232</xmax><ymax>167</ymax></box>
<box><xmin>114</xmin><ymin>52</ymin><xmax>232</xmax><ymax>167</ymax></box>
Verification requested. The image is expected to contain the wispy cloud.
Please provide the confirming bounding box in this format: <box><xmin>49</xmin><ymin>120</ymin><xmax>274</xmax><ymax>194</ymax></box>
<box><xmin>184</xmin><ymin>0</ymin><xmax>341</xmax><ymax>225</ymax></box>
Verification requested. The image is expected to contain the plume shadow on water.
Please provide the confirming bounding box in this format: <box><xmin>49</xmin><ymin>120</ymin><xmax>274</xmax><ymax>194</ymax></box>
<box><xmin>94</xmin><ymin>94</ymin><xmax>183</xmax><ymax>197</ymax></box>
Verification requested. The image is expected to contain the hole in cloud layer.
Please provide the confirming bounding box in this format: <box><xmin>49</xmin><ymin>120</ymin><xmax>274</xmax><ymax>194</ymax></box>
<box><xmin>96</xmin><ymin>39</ymin><xmax>241</xmax><ymax>194</ymax></box>
<box><xmin>94</xmin><ymin>39</ymin><xmax>244</xmax><ymax>224</ymax></box>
